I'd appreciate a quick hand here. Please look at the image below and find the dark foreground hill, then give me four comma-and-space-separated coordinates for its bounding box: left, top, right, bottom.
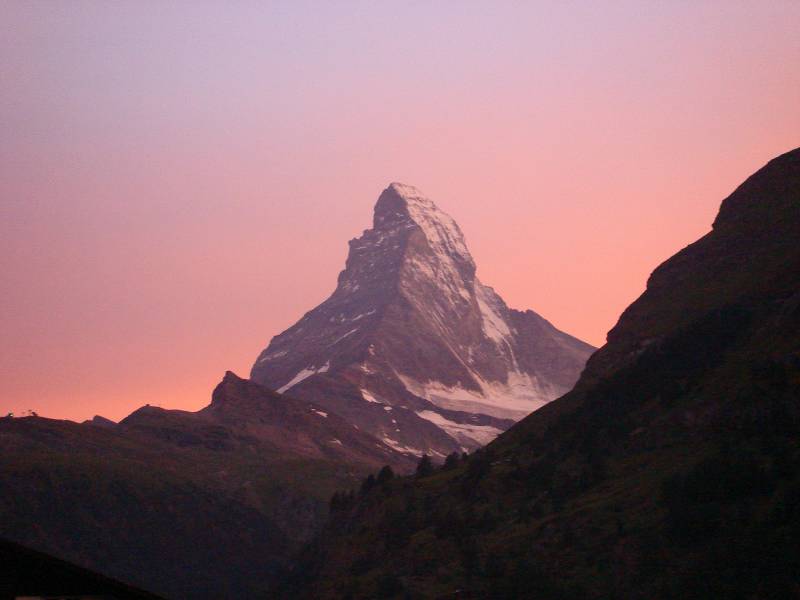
287, 148, 800, 599
0, 373, 414, 599
0, 537, 162, 599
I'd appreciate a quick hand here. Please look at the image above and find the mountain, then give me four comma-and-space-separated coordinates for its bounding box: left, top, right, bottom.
251, 183, 595, 456
288, 148, 800, 599
0, 373, 414, 599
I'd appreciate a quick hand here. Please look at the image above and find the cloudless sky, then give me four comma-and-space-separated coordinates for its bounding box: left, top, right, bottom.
2, 2, 798, 421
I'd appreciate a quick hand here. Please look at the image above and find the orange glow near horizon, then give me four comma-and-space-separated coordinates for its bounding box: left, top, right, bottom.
1, 3, 798, 421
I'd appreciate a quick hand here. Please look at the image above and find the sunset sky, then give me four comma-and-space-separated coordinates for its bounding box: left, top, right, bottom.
2, 2, 798, 421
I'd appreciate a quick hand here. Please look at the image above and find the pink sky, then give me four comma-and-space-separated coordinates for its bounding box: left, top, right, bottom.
1, 2, 798, 421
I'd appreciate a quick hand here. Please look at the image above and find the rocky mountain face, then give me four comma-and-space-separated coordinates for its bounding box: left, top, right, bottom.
288, 149, 800, 599
0, 373, 414, 599
251, 183, 595, 456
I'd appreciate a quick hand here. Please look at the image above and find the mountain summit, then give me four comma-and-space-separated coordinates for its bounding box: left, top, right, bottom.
251, 183, 595, 455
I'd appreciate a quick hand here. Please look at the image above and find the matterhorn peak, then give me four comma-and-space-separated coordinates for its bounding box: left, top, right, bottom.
387, 181, 424, 198
251, 184, 595, 456
384, 182, 448, 223
373, 183, 473, 269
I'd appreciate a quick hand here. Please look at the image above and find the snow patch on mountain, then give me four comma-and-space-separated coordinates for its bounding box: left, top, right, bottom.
257, 350, 288, 364
360, 363, 375, 375
475, 283, 513, 345
397, 370, 553, 420
330, 328, 359, 346
416, 410, 504, 447
381, 435, 424, 456
350, 309, 376, 322
277, 361, 330, 394
361, 389, 382, 404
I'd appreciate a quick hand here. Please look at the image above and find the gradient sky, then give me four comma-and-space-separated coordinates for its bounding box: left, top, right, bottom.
2, 2, 798, 422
